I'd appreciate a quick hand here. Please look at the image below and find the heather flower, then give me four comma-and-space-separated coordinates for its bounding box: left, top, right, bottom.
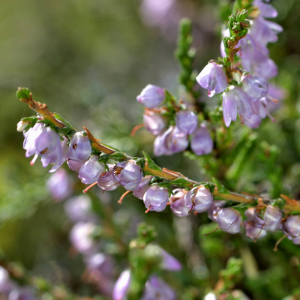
112, 270, 131, 300
216, 208, 242, 234
64, 195, 97, 223
114, 161, 143, 191
143, 184, 169, 212
176, 110, 198, 134
46, 168, 72, 201
143, 110, 166, 136
170, 189, 190, 217
208, 201, 226, 222
23, 123, 67, 172
86, 253, 114, 277
133, 176, 152, 200
164, 126, 189, 154
241, 74, 268, 100
79, 155, 105, 185
137, 84, 165, 108
67, 159, 84, 173
222, 86, 253, 127
254, 0, 278, 19
97, 164, 120, 191
243, 113, 262, 129
244, 208, 267, 240
184, 186, 213, 213
67, 132, 92, 162
153, 134, 173, 156
70, 222, 98, 255
261, 205, 282, 231
283, 216, 300, 245
196, 62, 228, 97
141, 276, 176, 300
191, 125, 213, 155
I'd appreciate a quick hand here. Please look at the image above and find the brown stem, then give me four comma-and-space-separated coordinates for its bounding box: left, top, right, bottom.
19, 96, 300, 214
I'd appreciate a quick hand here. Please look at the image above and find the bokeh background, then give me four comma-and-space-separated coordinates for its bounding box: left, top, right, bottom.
1, 0, 300, 299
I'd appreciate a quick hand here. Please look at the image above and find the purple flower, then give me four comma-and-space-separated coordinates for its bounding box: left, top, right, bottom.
191, 125, 213, 155
176, 110, 198, 134
243, 114, 262, 129
133, 176, 152, 200
46, 168, 73, 202
86, 253, 114, 277
67, 132, 92, 162
143, 111, 166, 136
222, 86, 253, 127
112, 270, 131, 300
244, 208, 267, 240
216, 208, 242, 234
137, 84, 165, 108
70, 222, 97, 254
170, 189, 190, 217
283, 216, 300, 245
196, 62, 228, 97
143, 184, 169, 212
8, 288, 35, 300
97, 164, 120, 191
241, 74, 268, 100
23, 123, 67, 172
254, 0, 278, 19
185, 186, 213, 213
64, 195, 97, 223
0, 267, 15, 294
141, 276, 176, 300
261, 205, 282, 231
207, 201, 226, 222
154, 126, 188, 156
114, 161, 143, 191
67, 159, 84, 173
79, 155, 105, 185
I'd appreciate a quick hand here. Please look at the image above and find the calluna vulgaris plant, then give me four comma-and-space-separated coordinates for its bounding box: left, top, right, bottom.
2, 0, 300, 299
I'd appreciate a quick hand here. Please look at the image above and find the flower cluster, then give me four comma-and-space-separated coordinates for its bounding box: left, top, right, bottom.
137, 84, 213, 156
197, 0, 283, 128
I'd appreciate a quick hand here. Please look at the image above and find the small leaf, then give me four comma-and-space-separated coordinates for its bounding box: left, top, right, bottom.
143, 152, 161, 172
54, 112, 76, 130
109, 152, 128, 161
203, 182, 215, 194
16, 87, 31, 99
212, 177, 229, 194
170, 177, 193, 188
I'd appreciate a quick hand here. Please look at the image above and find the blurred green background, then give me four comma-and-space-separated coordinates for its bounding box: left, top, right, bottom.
0, 0, 300, 299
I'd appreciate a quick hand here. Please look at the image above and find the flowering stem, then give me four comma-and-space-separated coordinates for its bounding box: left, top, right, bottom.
18, 92, 300, 214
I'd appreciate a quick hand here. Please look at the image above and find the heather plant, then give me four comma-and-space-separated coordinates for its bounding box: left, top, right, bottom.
1, 0, 300, 299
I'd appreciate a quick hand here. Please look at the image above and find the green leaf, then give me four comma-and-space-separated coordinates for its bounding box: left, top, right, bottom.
16, 87, 31, 99
203, 182, 215, 194
170, 177, 193, 188
142, 152, 161, 172
212, 177, 229, 194
53, 112, 76, 130
109, 152, 128, 161
135, 158, 146, 170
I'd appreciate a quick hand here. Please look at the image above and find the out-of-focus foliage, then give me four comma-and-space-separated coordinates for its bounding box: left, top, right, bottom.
1, 0, 300, 299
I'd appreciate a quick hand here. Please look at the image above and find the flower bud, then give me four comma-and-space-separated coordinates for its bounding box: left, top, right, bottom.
70, 222, 97, 255
169, 189, 189, 217
46, 168, 72, 201
114, 161, 143, 191
112, 270, 131, 300
196, 62, 228, 97
79, 155, 105, 184
143, 184, 169, 212
143, 110, 166, 136
164, 126, 189, 154
67, 132, 92, 162
216, 208, 242, 234
185, 186, 213, 213
153, 134, 172, 156
207, 201, 226, 221
263, 205, 282, 231
137, 84, 165, 108
64, 195, 97, 223
241, 74, 268, 100
283, 216, 300, 244
97, 165, 120, 191
133, 176, 152, 200
17, 120, 30, 132
191, 125, 213, 155
142, 276, 176, 300
175, 110, 198, 134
